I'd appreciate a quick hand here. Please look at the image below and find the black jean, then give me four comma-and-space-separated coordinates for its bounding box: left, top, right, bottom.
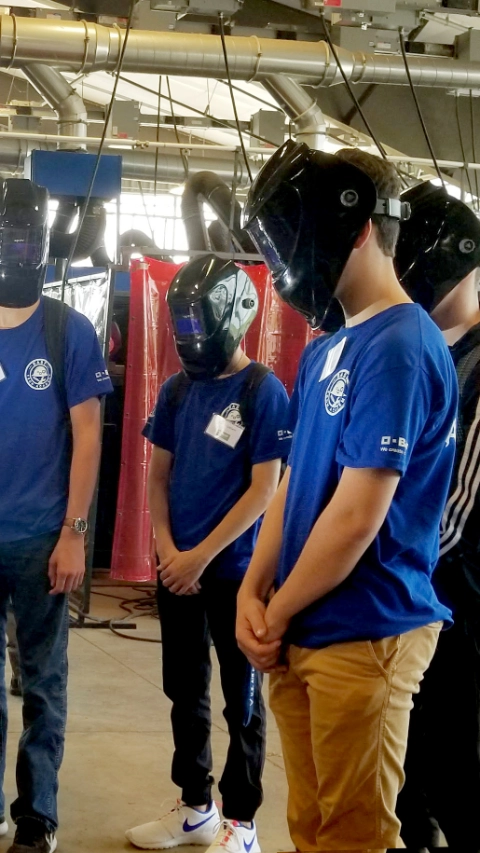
157, 568, 265, 823
397, 605, 480, 853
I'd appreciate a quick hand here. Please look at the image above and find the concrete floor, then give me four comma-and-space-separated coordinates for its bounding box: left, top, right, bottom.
2, 582, 292, 853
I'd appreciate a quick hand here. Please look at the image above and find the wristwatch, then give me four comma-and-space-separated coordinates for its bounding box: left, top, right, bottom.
63, 517, 88, 535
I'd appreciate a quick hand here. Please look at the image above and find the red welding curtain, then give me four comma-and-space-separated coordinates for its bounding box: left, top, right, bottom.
110, 258, 316, 582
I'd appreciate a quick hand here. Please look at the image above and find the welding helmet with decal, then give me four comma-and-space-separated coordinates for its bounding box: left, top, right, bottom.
244, 140, 410, 329
167, 254, 258, 380
396, 181, 480, 313
0, 179, 50, 309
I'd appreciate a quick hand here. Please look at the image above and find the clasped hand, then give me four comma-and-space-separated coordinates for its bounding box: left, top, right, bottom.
236, 593, 289, 673
159, 546, 210, 596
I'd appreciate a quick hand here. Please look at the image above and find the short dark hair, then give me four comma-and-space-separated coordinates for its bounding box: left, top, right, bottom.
336, 148, 402, 257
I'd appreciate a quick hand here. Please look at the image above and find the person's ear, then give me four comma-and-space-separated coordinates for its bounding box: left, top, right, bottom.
353, 219, 373, 250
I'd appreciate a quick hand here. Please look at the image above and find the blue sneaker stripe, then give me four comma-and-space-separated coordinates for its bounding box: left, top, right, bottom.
182, 815, 213, 833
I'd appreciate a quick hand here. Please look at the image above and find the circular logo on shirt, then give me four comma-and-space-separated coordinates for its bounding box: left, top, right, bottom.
325, 369, 350, 416
24, 359, 53, 391
221, 402, 244, 427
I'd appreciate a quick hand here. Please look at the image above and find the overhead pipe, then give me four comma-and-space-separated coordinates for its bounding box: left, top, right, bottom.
262, 75, 326, 149
0, 128, 267, 156
0, 138, 256, 185
22, 63, 88, 148
2, 16, 480, 89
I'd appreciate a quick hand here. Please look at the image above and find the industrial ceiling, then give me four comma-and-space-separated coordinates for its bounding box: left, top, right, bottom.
0, 0, 479, 193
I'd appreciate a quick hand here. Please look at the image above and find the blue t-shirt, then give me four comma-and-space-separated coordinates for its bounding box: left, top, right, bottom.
279, 304, 458, 648
145, 364, 292, 580
0, 298, 113, 542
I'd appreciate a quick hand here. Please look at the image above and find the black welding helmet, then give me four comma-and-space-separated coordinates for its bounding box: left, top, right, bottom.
0, 179, 50, 308
396, 181, 480, 312
167, 253, 258, 379
244, 140, 408, 328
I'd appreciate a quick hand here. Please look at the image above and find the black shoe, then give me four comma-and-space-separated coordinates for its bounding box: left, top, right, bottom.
10, 675, 22, 697
7, 821, 56, 853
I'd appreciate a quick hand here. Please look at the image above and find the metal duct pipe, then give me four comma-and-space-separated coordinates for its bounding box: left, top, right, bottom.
262, 75, 326, 149
2, 16, 480, 89
181, 171, 256, 252
22, 63, 87, 148
0, 138, 255, 185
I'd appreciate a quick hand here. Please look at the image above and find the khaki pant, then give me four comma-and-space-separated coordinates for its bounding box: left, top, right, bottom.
269, 623, 442, 851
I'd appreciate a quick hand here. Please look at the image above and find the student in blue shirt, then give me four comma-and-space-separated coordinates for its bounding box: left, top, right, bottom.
395, 183, 480, 852
126, 256, 291, 853
236, 143, 458, 851
0, 179, 112, 853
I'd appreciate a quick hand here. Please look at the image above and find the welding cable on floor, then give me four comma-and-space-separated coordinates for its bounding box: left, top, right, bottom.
398, 30, 444, 188
218, 13, 253, 183
69, 599, 162, 643
61, 0, 136, 297
92, 585, 158, 618
320, 16, 388, 162
108, 618, 162, 643
90, 584, 162, 642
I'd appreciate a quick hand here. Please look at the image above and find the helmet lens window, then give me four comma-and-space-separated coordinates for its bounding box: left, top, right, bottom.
0, 227, 44, 265
248, 186, 301, 276
171, 303, 206, 338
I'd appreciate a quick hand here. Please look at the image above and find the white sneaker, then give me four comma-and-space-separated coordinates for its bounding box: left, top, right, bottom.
126, 800, 221, 849
204, 820, 260, 853
0, 818, 7, 837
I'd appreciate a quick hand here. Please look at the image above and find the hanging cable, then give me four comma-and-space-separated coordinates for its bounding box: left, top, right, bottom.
320, 16, 387, 161
470, 91, 480, 212
137, 181, 154, 239
398, 30, 444, 188
455, 93, 475, 204
117, 74, 280, 148
61, 0, 136, 297
166, 76, 189, 180
215, 78, 285, 113
218, 13, 253, 183
154, 75, 161, 199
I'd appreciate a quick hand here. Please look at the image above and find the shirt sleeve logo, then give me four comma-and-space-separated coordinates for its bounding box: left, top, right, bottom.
24, 359, 53, 391
95, 369, 111, 383
325, 369, 350, 416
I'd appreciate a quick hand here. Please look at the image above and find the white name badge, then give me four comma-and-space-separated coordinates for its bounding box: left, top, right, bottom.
0, 363, 6, 382
320, 336, 347, 382
205, 413, 245, 449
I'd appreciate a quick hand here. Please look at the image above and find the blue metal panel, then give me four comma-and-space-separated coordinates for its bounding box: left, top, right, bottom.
25, 150, 122, 200
114, 271, 130, 292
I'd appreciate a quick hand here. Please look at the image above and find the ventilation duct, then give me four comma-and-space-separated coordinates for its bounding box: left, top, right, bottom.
49, 199, 109, 265
262, 75, 326, 149
2, 17, 480, 90
208, 220, 230, 253
119, 230, 173, 263
181, 171, 256, 254
22, 63, 87, 148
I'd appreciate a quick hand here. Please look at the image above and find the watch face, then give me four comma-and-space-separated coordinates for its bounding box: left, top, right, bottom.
74, 518, 88, 534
